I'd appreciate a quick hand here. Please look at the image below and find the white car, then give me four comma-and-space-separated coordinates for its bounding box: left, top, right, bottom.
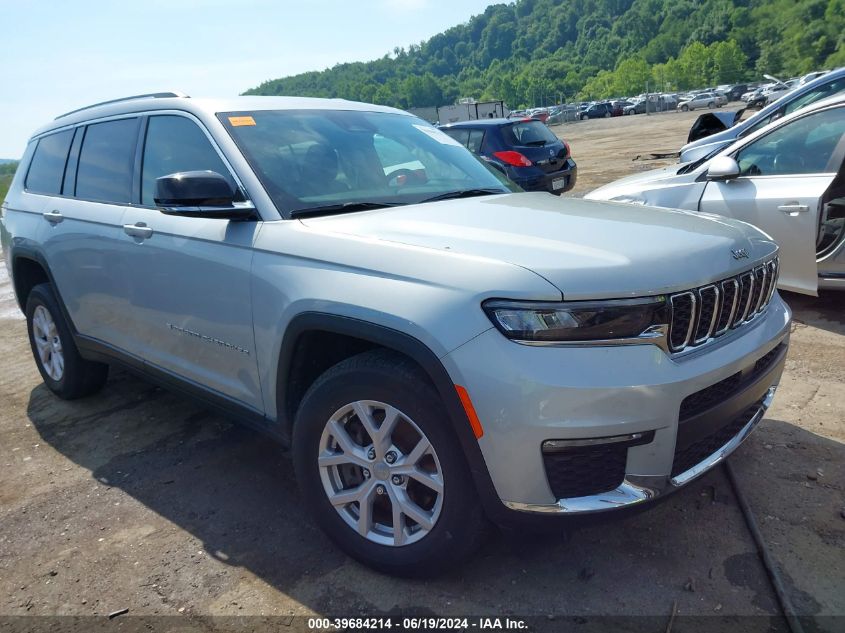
677, 92, 722, 111
587, 95, 845, 296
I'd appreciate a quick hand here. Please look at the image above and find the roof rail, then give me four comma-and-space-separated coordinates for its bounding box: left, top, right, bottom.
54, 91, 190, 120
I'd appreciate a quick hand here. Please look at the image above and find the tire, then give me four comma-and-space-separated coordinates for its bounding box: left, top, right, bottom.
292, 349, 487, 577
580, 114, 587, 120
26, 283, 108, 399
604, 111, 611, 118
681, 104, 689, 112
707, 102, 715, 109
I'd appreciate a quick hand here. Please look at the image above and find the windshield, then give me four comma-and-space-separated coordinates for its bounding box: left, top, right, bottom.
218, 109, 515, 216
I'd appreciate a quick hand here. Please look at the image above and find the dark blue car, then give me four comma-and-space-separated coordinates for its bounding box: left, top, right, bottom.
439, 118, 577, 194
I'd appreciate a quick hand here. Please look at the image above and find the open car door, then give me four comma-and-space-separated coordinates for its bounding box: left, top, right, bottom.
699, 104, 845, 296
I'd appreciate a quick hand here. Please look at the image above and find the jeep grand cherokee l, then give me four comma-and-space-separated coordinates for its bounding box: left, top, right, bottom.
1, 93, 790, 576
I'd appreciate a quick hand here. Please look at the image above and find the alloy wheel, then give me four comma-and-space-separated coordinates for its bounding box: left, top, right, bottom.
32, 305, 64, 381
318, 400, 444, 546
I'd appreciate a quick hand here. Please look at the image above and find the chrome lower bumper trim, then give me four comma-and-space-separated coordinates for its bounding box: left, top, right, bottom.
503, 385, 777, 515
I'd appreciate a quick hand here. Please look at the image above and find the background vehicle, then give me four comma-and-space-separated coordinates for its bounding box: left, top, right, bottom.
678, 92, 720, 111
799, 70, 828, 85
440, 118, 577, 194
580, 102, 613, 119
588, 95, 845, 296
726, 84, 750, 101
624, 99, 646, 115
436, 100, 509, 124
609, 101, 628, 116
681, 67, 845, 162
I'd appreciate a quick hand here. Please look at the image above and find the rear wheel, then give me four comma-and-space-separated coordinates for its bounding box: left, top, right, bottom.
604, 111, 611, 118
26, 283, 108, 399
292, 350, 487, 576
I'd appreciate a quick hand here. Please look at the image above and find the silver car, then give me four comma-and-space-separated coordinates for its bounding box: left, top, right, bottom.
587, 95, 845, 296
677, 92, 722, 111
2, 93, 790, 575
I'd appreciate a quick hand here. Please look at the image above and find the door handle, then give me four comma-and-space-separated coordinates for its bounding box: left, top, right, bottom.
123, 222, 154, 239
42, 210, 64, 224
777, 203, 809, 215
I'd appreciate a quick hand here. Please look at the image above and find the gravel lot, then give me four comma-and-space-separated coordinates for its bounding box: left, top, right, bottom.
0, 110, 843, 632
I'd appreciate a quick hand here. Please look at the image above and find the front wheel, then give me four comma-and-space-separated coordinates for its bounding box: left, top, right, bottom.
580, 114, 587, 120
681, 104, 689, 112
707, 102, 715, 109
292, 350, 487, 576
604, 111, 611, 118
26, 283, 108, 399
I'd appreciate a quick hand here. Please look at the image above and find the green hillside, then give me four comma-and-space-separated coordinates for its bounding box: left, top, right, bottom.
245, 0, 845, 108
0, 162, 18, 201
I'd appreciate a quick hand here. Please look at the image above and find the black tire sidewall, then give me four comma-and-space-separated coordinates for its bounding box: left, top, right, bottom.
292, 355, 483, 576
26, 284, 72, 394
25, 283, 107, 399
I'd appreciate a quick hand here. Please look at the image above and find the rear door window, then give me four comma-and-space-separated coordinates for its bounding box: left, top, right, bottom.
25, 130, 74, 195
76, 118, 139, 204
141, 115, 234, 206
441, 128, 470, 148
467, 130, 485, 154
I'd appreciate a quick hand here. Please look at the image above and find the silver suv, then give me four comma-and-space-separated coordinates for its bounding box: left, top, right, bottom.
1, 93, 791, 576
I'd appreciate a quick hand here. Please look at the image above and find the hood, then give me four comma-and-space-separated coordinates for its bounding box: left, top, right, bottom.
299, 193, 776, 300
687, 110, 745, 143
586, 164, 686, 191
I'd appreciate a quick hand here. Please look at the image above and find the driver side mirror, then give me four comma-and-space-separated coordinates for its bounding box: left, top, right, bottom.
155, 171, 256, 220
706, 156, 741, 181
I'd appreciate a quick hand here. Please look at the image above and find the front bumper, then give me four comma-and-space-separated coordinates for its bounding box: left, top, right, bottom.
442, 294, 791, 515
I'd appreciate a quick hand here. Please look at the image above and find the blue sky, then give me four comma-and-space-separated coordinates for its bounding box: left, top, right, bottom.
0, 0, 494, 157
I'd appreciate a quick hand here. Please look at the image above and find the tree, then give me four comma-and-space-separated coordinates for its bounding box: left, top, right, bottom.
712, 40, 748, 83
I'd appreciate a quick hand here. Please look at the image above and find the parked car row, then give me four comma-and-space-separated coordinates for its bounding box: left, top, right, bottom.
681, 67, 845, 162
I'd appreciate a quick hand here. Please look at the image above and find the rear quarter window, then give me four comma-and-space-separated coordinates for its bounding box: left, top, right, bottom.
25, 130, 74, 195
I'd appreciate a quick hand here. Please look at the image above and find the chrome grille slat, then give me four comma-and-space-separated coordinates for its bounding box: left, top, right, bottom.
752, 266, 767, 314
693, 285, 719, 344
669, 292, 696, 351
715, 279, 739, 335
668, 257, 778, 355
736, 272, 755, 326
766, 259, 778, 303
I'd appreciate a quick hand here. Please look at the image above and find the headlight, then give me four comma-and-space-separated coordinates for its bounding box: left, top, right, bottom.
483, 297, 669, 342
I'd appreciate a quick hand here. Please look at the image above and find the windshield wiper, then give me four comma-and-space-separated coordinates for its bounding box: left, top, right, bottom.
419, 188, 506, 204
290, 201, 401, 218
524, 140, 548, 146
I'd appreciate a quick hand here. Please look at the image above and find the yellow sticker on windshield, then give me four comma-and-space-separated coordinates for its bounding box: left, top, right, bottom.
228, 116, 256, 127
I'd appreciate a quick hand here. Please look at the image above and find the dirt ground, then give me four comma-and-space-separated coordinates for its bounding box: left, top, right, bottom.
1, 111, 843, 633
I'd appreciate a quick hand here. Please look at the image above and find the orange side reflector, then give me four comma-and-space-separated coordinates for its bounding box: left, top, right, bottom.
455, 385, 484, 439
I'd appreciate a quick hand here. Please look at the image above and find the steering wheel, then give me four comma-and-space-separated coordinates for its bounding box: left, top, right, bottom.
387, 168, 424, 188
773, 152, 805, 174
